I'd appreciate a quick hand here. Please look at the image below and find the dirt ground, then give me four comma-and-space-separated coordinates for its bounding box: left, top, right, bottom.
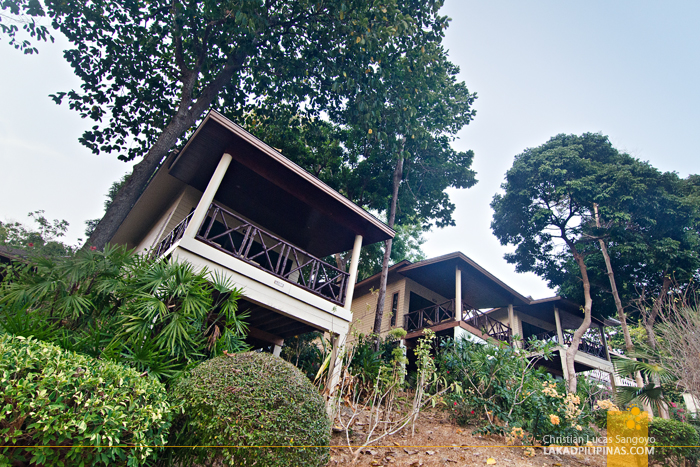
328, 408, 607, 467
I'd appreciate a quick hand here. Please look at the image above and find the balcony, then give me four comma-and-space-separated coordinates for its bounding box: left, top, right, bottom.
524, 331, 607, 360
562, 332, 607, 360
403, 299, 512, 343
462, 306, 512, 344
153, 202, 349, 306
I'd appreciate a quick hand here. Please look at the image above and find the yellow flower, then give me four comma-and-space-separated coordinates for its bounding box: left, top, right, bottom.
549, 414, 560, 425
575, 425, 582, 431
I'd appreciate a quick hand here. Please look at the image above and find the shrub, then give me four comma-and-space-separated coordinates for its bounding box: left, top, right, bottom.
648, 418, 700, 466
441, 338, 595, 445
0, 334, 172, 466
170, 352, 330, 467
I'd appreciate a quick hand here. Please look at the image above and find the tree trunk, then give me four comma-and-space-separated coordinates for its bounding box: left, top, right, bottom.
85, 47, 250, 250
84, 116, 194, 250
593, 205, 650, 412
645, 275, 672, 419
372, 146, 405, 345
565, 248, 593, 394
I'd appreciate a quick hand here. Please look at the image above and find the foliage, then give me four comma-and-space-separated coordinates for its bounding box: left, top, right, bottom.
0, 334, 172, 466
0, 210, 75, 257
440, 338, 595, 445
169, 352, 330, 467
280, 331, 330, 382
613, 351, 675, 415
0, 245, 248, 382
348, 330, 405, 394
0, 0, 53, 54
648, 418, 700, 466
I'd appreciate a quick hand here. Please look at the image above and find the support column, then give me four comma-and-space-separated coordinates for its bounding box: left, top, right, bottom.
455, 266, 462, 320
554, 306, 564, 346
599, 324, 611, 361
508, 304, 518, 346
272, 344, 282, 357
183, 152, 233, 238
343, 234, 364, 311
327, 234, 362, 415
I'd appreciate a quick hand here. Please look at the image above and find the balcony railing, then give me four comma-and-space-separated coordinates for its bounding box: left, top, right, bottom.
562, 332, 608, 360
403, 300, 512, 344
200, 203, 350, 305
151, 211, 194, 258
403, 299, 455, 332
462, 306, 512, 344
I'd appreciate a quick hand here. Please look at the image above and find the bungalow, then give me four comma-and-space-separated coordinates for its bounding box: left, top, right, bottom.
109, 110, 394, 390
350, 252, 619, 384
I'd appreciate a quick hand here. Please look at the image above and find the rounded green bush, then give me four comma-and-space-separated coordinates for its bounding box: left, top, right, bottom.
0, 334, 172, 466
171, 351, 330, 467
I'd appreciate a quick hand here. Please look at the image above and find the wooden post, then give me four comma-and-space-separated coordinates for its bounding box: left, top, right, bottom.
184, 152, 232, 238
554, 306, 564, 346
455, 266, 462, 320
343, 234, 363, 311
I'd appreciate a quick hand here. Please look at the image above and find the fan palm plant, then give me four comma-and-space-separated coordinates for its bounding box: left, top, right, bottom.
0, 245, 249, 382
613, 351, 675, 418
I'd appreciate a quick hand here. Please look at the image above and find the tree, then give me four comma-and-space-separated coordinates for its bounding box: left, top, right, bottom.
3, 0, 428, 250
491, 133, 633, 393
324, 3, 477, 338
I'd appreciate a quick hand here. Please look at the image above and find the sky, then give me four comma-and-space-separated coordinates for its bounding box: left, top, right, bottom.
1, 1, 699, 300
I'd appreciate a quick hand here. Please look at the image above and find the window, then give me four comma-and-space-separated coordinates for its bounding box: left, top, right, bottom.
390, 292, 399, 327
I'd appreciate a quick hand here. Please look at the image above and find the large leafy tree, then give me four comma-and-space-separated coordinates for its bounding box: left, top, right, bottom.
326, 3, 477, 336
2, 0, 424, 250
491, 133, 634, 393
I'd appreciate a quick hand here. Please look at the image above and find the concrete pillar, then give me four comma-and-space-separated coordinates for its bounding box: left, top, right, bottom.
272, 344, 282, 357
455, 266, 462, 320
554, 306, 564, 346
508, 304, 518, 346
599, 324, 611, 361
184, 152, 233, 238
343, 234, 363, 311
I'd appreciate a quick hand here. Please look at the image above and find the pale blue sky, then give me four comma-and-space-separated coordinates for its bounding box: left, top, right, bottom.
1, 1, 698, 299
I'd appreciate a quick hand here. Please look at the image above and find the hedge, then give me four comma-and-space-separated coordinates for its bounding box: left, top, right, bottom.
0, 334, 172, 466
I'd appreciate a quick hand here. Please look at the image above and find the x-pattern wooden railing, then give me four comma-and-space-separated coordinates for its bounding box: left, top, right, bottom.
562, 332, 607, 360
196, 203, 349, 305
461, 304, 512, 344
151, 211, 194, 258
403, 299, 455, 332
